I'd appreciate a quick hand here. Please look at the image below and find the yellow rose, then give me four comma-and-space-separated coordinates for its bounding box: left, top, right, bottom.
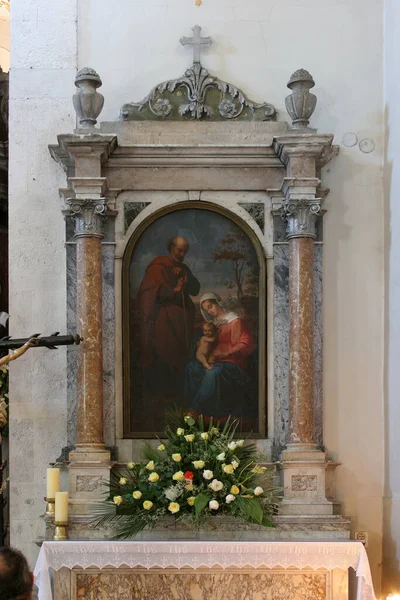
119, 477, 128, 485
192, 460, 205, 469
172, 453, 182, 462
127, 461, 136, 469
148, 472, 160, 483
176, 428, 185, 436
223, 464, 234, 474
143, 500, 153, 510
187, 497, 195, 506
200, 432, 209, 440
230, 485, 240, 495
157, 444, 166, 451
185, 483, 194, 491
132, 491, 142, 499
146, 461, 155, 471
172, 471, 184, 481
184, 434, 195, 442
168, 502, 180, 514
113, 496, 123, 505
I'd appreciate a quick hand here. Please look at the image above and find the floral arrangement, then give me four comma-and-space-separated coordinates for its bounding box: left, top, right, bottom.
97, 412, 279, 539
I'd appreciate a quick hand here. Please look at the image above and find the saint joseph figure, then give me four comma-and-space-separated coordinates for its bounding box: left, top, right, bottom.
137, 236, 200, 399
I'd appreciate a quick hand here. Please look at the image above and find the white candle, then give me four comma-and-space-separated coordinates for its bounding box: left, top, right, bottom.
46, 468, 60, 499
55, 491, 68, 523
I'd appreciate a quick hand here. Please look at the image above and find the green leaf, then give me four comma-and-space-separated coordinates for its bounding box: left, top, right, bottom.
261, 515, 275, 528
239, 497, 263, 524
194, 493, 210, 519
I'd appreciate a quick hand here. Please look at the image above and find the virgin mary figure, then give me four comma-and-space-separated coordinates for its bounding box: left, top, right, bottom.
184, 293, 256, 419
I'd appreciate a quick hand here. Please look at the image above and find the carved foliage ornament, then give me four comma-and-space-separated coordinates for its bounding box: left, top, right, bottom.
121, 26, 276, 122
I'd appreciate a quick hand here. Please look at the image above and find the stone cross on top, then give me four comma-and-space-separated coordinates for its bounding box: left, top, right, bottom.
180, 25, 213, 64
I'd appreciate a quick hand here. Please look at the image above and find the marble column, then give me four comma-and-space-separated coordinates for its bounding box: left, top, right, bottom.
49, 128, 117, 529
286, 207, 319, 451
70, 198, 106, 452
272, 135, 337, 516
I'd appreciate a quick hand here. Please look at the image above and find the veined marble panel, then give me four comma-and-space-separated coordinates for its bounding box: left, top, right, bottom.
73, 568, 328, 600
314, 245, 323, 449
273, 244, 289, 456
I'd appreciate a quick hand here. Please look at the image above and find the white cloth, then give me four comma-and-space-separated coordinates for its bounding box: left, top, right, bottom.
33, 540, 376, 600
199, 292, 239, 325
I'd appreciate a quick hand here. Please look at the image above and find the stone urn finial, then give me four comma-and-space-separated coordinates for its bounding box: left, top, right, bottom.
73, 67, 104, 129
285, 68, 317, 129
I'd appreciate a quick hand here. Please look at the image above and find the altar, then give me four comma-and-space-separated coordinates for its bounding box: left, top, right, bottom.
34, 540, 375, 600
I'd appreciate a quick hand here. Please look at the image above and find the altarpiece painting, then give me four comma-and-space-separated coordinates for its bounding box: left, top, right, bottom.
123, 204, 266, 437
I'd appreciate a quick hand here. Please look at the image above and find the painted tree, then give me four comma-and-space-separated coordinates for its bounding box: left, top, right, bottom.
212, 228, 254, 300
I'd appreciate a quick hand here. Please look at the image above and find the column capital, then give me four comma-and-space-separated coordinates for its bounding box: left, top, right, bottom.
281, 198, 321, 239
67, 197, 107, 239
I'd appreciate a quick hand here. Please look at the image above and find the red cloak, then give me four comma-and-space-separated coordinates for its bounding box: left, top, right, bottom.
137, 256, 200, 373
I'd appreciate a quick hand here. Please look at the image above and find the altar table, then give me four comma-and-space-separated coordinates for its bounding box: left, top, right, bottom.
34, 540, 376, 600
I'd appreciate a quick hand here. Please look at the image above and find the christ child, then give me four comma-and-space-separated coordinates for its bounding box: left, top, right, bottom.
196, 322, 218, 370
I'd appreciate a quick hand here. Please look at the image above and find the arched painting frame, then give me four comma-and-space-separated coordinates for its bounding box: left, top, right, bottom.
122, 202, 266, 438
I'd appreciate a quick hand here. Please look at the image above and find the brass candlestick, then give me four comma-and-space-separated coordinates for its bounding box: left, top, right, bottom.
53, 521, 69, 541
44, 497, 55, 517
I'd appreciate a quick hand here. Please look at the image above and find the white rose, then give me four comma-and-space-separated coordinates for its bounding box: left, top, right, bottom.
225, 494, 236, 504
231, 460, 240, 470
227, 442, 237, 451
223, 464, 234, 474
176, 428, 185, 436
236, 439, 245, 447
203, 470, 213, 480
209, 500, 219, 511
200, 432, 209, 440
254, 486, 264, 496
184, 434, 195, 442
216, 452, 226, 461
208, 479, 223, 492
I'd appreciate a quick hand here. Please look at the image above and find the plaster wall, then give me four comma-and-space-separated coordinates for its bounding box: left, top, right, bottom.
383, 0, 400, 594
9, 0, 77, 565
79, 0, 385, 592
7, 0, 385, 594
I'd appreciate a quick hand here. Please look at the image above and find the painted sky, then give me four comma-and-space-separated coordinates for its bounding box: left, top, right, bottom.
129, 208, 258, 301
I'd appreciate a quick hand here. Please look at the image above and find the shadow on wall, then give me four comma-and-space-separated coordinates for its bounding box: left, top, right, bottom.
382, 102, 400, 596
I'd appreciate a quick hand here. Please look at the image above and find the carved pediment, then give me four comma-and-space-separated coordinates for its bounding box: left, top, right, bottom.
121, 26, 276, 122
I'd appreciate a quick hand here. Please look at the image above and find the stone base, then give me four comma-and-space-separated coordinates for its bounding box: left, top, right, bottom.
279, 498, 334, 516
49, 513, 350, 543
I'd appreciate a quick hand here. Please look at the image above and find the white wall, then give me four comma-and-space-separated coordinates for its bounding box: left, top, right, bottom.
78, 0, 385, 592
8, 0, 386, 592
9, 0, 76, 565
383, 0, 400, 594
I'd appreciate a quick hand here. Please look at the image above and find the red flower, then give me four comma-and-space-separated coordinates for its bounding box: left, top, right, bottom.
184, 471, 194, 480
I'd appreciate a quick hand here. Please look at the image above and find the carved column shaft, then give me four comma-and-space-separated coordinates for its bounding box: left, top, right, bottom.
283, 196, 320, 449
76, 235, 104, 447
288, 236, 315, 446
68, 195, 108, 455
